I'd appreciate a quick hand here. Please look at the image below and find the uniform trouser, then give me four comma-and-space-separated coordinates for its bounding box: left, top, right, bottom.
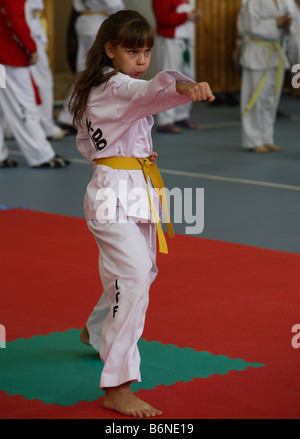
30, 43, 61, 138
0, 65, 54, 166
240, 67, 285, 149
86, 219, 158, 389
156, 36, 194, 126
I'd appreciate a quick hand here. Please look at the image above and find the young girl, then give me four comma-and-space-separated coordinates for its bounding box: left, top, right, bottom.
70, 10, 214, 418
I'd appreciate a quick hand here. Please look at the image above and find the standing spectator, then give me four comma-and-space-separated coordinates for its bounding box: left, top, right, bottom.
152, 0, 202, 133
240, 0, 293, 153
58, 0, 125, 130
71, 10, 214, 417
0, 0, 70, 168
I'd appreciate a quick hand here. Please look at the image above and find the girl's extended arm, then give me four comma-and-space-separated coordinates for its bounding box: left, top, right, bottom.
95, 71, 214, 125
176, 82, 215, 103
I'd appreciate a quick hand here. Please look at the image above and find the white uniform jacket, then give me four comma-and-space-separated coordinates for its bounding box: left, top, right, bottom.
73, 0, 125, 14
174, 2, 194, 40
76, 70, 193, 222
287, 2, 300, 65
73, 0, 125, 39
240, 0, 292, 70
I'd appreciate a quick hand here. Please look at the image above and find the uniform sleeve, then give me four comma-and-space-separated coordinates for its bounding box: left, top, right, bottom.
111, 70, 193, 124
242, 0, 279, 40
1, 0, 37, 55
152, 0, 188, 27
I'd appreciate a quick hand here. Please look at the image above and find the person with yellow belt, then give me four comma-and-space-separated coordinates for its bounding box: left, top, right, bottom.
69, 10, 215, 418
240, 0, 293, 153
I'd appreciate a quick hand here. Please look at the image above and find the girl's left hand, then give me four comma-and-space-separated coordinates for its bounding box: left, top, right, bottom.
148, 151, 158, 163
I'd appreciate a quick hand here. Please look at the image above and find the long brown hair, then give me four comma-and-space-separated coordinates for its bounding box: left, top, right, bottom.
69, 10, 155, 128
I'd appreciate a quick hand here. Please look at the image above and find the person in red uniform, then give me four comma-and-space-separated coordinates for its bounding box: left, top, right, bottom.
152, 0, 202, 133
0, 0, 70, 168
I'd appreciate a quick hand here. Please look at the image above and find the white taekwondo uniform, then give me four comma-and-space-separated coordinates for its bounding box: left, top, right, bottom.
26, 0, 63, 138
287, 1, 300, 67
73, 0, 125, 72
77, 69, 192, 389
0, 0, 55, 166
154, 1, 195, 126
240, 0, 293, 149
58, 0, 125, 127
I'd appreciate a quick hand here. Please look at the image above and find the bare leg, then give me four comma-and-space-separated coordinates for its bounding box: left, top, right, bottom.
102, 382, 163, 418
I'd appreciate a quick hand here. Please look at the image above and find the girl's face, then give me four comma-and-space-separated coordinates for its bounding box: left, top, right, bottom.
105, 44, 152, 79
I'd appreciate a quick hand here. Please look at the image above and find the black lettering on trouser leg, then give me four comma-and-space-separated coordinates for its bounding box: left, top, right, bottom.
113, 279, 120, 318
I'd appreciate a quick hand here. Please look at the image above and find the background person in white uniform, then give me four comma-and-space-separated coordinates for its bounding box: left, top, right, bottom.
240, 0, 293, 153
152, 0, 202, 133
287, 0, 300, 71
0, 0, 70, 168
26, 0, 69, 140
58, 0, 125, 129
233, 0, 248, 71
70, 10, 215, 417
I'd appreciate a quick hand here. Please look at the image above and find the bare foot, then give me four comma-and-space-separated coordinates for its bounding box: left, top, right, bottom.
102, 383, 163, 418
80, 326, 90, 346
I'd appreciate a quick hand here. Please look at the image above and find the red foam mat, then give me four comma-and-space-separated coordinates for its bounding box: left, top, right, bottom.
0, 209, 299, 419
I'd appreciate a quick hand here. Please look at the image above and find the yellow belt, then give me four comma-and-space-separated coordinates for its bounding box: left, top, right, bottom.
96, 157, 175, 254
80, 11, 109, 16
243, 37, 285, 116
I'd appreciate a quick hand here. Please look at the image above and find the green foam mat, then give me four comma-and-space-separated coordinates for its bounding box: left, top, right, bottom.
0, 329, 265, 406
